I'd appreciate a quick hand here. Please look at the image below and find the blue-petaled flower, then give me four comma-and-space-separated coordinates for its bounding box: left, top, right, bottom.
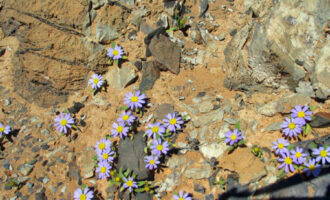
278, 151, 295, 173
291, 105, 313, 125
97, 148, 115, 163
123, 176, 138, 193
94, 138, 112, 154
123, 90, 146, 110
173, 191, 192, 200
111, 122, 129, 139
73, 187, 94, 200
88, 73, 105, 90
145, 122, 165, 139
0, 123, 11, 137
281, 117, 303, 138
312, 146, 330, 165
54, 113, 74, 134
107, 45, 124, 60
144, 155, 160, 170
96, 160, 111, 180
303, 158, 322, 177
163, 112, 184, 133
117, 111, 135, 125
151, 139, 170, 156
272, 138, 290, 156
290, 147, 307, 165
225, 129, 242, 146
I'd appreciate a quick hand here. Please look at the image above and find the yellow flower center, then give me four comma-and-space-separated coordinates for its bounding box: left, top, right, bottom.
278, 143, 284, 149
253, 147, 260, 153
179, 198, 184, 200
60, 119, 67, 126
320, 150, 327, 157
152, 126, 159, 133
126, 180, 133, 187
110, 170, 115, 176
150, 159, 155, 165
296, 152, 302, 158
144, 186, 150, 192
131, 96, 138, 102
99, 143, 105, 150
309, 164, 315, 171
103, 153, 109, 160
284, 157, 293, 165
156, 144, 163, 151
117, 126, 123, 133
231, 134, 237, 140
0, 127, 4, 132
170, 118, 177, 125
80, 194, 86, 200
123, 115, 129, 121
297, 111, 305, 118
100, 166, 106, 173
288, 122, 296, 130
113, 50, 119, 56
93, 78, 99, 84
115, 177, 121, 182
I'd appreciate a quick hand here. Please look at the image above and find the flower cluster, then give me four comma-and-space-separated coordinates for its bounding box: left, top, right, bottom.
0, 123, 11, 138
281, 105, 313, 139
54, 112, 74, 134
94, 138, 114, 180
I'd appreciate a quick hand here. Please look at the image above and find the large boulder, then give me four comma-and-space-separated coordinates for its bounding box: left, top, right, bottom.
225, 0, 330, 99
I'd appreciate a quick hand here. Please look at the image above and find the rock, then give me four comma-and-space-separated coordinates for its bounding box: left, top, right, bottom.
90, 94, 109, 107
164, 0, 181, 16
243, 0, 273, 18
80, 147, 96, 179
68, 102, 84, 114
34, 192, 47, 200
205, 194, 214, 200
135, 193, 153, 200
185, 165, 212, 180
295, 81, 315, 98
96, 24, 120, 44
140, 21, 154, 34
310, 112, 330, 128
312, 39, 330, 100
192, 109, 224, 127
155, 104, 174, 120
67, 162, 82, 185
218, 123, 231, 139
131, 9, 147, 27
270, 174, 309, 198
199, 101, 214, 113
118, 0, 135, 8
91, 0, 106, 9
217, 33, 226, 41
224, 0, 329, 93
148, 34, 181, 74
190, 26, 204, 45
194, 183, 206, 194
262, 122, 282, 132
0, 47, 5, 57
118, 131, 149, 180
105, 65, 137, 90
199, 0, 209, 17
310, 169, 330, 197
18, 164, 34, 176
220, 148, 266, 185
157, 14, 168, 29
200, 142, 227, 159
167, 156, 187, 170
157, 171, 180, 193
139, 61, 160, 92
128, 30, 137, 40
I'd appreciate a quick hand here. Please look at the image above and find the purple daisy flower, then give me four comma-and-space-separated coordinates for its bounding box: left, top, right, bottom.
272, 138, 290, 156
111, 122, 129, 139
54, 112, 74, 134
95, 138, 112, 154
225, 129, 242, 146
151, 139, 170, 156
107, 45, 124, 60
290, 147, 307, 165
173, 191, 192, 200
88, 73, 105, 90
145, 122, 166, 139
312, 146, 330, 165
117, 111, 135, 125
303, 158, 322, 177
73, 187, 94, 200
123, 90, 146, 110
291, 105, 313, 125
278, 151, 295, 173
281, 117, 303, 138
0, 123, 11, 137
97, 147, 115, 163
123, 176, 138, 193
96, 160, 111, 180
144, 155, 160, 170
163, 112, 184, 133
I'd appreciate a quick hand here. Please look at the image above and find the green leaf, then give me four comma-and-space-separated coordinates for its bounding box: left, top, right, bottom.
122, 55, 128, 60
304, 123, 311, 136
287, 144, 294, 151
238, 139, 245, 145
81, 184, 87, 189
124, 169, 130, 177
114, 59, 119, 65
309, 105, 315, 111
135, 188, 145, 193
72, 124, 78, 130
89, 89, 94, 93
226, 146, 235, 152
310, 142, 318, 149
138, 181, 146, 186
144, 147, 148, 153
111, 41, 115, 49
106, 134, 110, 140
92, 155, 98, 161
298, 134, 304, 140
235, 122, 241, 131
107, 59, 112, 65
119, 106, 129, 111
120, 186, 124, 192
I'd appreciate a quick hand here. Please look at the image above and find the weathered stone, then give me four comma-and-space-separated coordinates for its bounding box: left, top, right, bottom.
131, 9, 147, 27
185, 165, 212, 180
157, 171, 181, 193
140, 21, 154, 34
192, 109, 224, 127
199, 0, 209, 17
96, 24, 119, 44
244, 0, 273, 18
296, 81, 315, 98
18, 164, 34, 176
67, 162, 82, 185
149, 34, 181, 74
80, 147, 96, 179
199, 101, 214, 113
270, 174, 309, 198
139, 61, 160, 92
105, 65, 137, 90
310, 112, 330, 128
200, 142, 227, 159
118, 131, 149, 180
155, 104, 174, 120
167, 156, 187, 169
262, 122, 282, 132
118, 0, 135, 8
